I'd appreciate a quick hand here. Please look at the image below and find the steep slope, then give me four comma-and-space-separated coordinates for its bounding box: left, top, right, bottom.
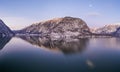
91, 24, 120, 34
18, 17, 91, 39
113, 27, 120, 37
0, 19, 13, 37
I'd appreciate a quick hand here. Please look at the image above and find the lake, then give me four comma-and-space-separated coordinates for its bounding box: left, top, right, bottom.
0, 36, 120, 72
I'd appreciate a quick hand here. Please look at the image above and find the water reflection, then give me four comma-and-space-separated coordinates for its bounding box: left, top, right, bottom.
0, 37, 120, 72
0, 37, 11, 50
89, 38, 120, 49
18, 36, 89, 54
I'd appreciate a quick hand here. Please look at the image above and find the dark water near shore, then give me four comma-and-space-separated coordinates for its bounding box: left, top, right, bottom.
0, 36, 120, 72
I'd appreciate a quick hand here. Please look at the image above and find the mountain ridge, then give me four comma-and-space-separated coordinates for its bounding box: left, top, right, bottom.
90, 24, 120, 36
1, 16, 120, 38
15, 16, 91, 39
0, 19, 14, 37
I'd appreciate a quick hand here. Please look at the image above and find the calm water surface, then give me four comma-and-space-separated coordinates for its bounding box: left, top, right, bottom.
0, 36, 120, 72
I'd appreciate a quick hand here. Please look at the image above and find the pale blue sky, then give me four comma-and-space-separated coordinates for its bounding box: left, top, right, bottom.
0, 0, 120, 30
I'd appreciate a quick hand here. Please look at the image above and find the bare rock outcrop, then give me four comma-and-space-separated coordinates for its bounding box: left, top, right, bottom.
18, 17, 91, 39
91, 24, 120, 34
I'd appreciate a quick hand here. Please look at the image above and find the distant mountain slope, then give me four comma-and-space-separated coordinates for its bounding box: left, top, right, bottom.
113, 27, 120, 37
91, 24, 120, 34
0, 19, 13, 37
17, 17, 91, 39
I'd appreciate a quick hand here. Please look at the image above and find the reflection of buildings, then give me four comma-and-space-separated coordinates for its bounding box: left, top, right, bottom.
0, 37, 11, 50
19, 36, 89, 54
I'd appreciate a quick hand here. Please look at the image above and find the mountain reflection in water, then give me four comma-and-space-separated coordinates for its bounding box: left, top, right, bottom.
19, 36, 88, 54
0, 36, 120, 72
0, 37, 11, 50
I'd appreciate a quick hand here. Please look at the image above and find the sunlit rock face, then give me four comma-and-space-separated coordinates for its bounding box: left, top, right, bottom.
91, 24, 120, 34
0, 19, 13, 37
19, 36, 88, 54
19, 17, 91, 39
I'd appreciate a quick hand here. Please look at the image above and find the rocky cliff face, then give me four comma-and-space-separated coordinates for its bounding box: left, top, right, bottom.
0, 19, 13, 37
91, 24, 120, 34
19, 17, 91, 39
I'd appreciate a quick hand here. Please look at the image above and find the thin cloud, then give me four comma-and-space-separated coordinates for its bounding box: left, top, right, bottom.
87, 12, 102, 17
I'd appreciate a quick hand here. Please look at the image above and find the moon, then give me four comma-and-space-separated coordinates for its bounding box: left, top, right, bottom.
89, 4, 93, 8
